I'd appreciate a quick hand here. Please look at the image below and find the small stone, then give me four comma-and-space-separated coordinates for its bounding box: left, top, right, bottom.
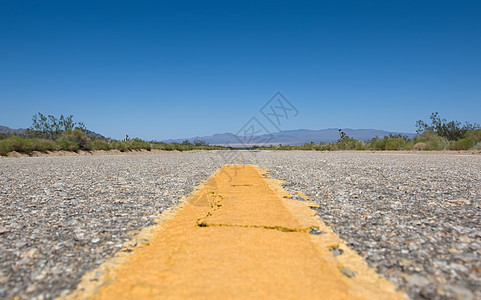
459, 236, 472, 243
20, 248, 39, 259
15, 241, 27, 248
0, 274, 9, 284
330, 247, 344, 256
449, 263, 468, 273
453, 252, 478, 263
447, 285, 473, 300
26, 283, 37, 293
308, 227, 326, 235
419, 286, 436, 298
340, 267, 357, 278
34, 270, 48, 281
407, 274, 430, 287
408, 243, 418, 251
75, 232, 86, 240
449, 247, 463, 254
398, 258, 413, 267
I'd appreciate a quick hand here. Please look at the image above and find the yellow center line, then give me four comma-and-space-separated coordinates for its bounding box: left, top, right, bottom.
63, 164, 407, 300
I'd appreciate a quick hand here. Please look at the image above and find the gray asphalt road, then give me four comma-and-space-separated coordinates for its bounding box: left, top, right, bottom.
1, 151, 480, 299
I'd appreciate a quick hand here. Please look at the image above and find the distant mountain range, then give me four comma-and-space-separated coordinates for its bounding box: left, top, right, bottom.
0, 125, 26, 136
2, 125, 415, 147
165, 128, 416, 147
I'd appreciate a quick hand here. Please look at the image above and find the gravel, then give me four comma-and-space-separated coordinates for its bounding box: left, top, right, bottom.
1, 151, 480, 299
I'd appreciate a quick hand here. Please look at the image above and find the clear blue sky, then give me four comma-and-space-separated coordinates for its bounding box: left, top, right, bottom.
1, 0, 480, 140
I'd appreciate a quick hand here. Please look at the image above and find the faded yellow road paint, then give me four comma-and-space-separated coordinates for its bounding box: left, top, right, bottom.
64, 165, 406, 300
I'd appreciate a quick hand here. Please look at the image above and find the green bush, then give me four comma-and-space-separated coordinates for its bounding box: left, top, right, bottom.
412, 131, 447, 150
369, 138, 408, 150
447, 138, 476, 150
110, 141, 128, 152
127, 138, 151, 151
0, 136, 65, 155
416, 112, 480, 141
89, 139, 111, 151
472, 142, 481, 150
57, 129, 90, 150
31, 139, 58, 152
0, 136, 32, 155
337, 138, 366, 150
319, 143, 336, 151
153, 142, 177, 151
464, 129, 481, 142
55, 140, 79, 151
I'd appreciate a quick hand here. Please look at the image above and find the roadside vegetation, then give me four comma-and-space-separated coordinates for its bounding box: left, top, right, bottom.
255, 113, 481, 151
1, 112, 480, 156
0, 113, 230, 156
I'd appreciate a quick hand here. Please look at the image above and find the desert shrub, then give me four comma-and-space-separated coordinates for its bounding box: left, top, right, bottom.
274, 143, 323, 151
0, 136, 32, 155
412, 131, 447, 150
153, 142, 173, 151
403, 140, 415, 150
318, 143, 332, 151
337, 138, 366, 150
447, 138, 476, 150
89, 139, 111, 151
165, 143, 193, 151
165, 143, 178, 151
193, 139, 208, 146
152, 143, 164, 150
110, 141, 128, 152
369, 138, 407, 150
412, 142, 427, 150
464, 129, 481, 142
0, 140, 9, 155
55, 140, 79, 151
370, 139, 386, 150
31, 139, 58, 152
0, 141, 8, 156
27, 113, 86, 140
416, 112, 479, 141
164, 143, 176, 151
0, 137, 58, 155
154, 142, 185, 151
321, 142, 340, 151
471, 142, 481, 150
127, 138, 151, 151
57, 129, 90, 150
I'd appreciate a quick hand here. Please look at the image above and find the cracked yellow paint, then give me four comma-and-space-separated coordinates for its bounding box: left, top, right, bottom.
63, 165, 407, 300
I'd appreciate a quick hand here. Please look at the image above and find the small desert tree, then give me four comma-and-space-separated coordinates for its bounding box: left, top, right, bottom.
416, 112, 479, 141
193, 139, 208, 146
27, 113, 86, 140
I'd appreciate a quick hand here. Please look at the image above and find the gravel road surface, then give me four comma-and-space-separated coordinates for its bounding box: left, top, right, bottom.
1, 151, 480, 299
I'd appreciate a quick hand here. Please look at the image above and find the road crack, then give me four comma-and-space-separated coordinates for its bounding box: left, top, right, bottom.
196, 222, 320, 233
